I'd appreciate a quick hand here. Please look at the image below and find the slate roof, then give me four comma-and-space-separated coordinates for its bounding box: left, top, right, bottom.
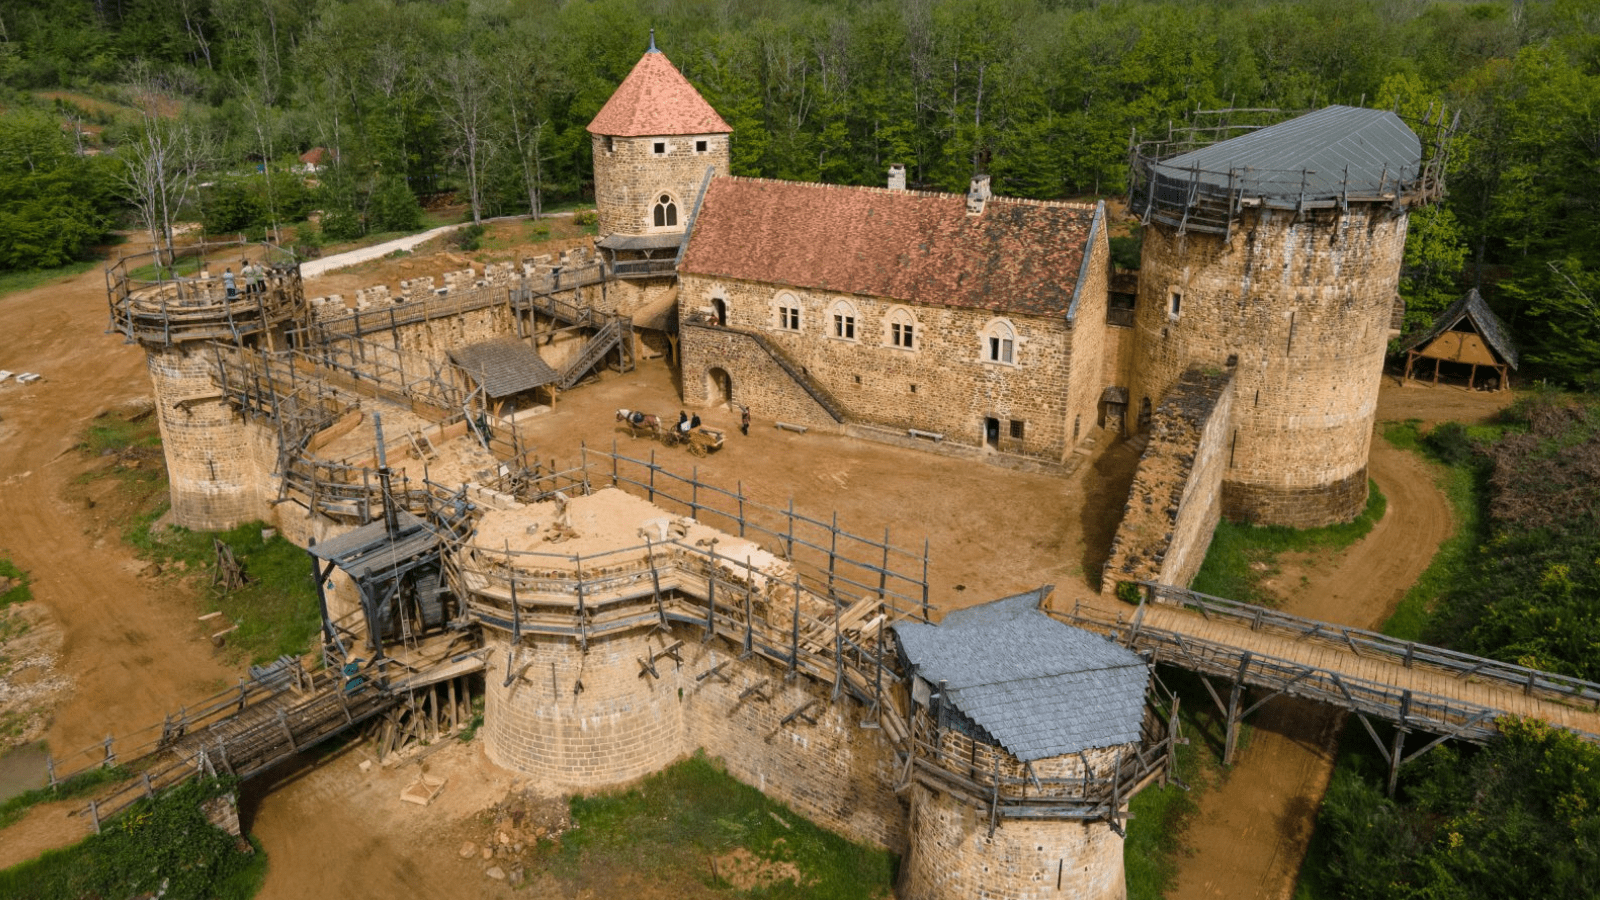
1154, 106, 1422, 202
1396, 288, 1519, 369
307, 511, 438, 582
893, 587, 1150, 762
448, 338, 559, 398
587, 49, 731, 137
679, 177, 1103, 320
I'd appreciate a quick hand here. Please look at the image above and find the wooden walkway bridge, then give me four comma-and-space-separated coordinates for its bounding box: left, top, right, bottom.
46, 634, 484, 832
1061, 585, 1600, 792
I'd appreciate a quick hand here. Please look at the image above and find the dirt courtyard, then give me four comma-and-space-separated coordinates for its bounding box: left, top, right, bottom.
0, 238, 1517, 897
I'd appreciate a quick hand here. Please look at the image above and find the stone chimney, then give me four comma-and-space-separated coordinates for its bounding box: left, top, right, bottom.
887, 164, 907, 191
966, 175, 992, 215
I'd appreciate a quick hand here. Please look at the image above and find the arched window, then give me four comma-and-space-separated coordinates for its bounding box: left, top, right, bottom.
774, 291, 801, 331
828, 299, 859, 341
652, 194, 679, 228
982, 319, 1016, 364
885, 307, 917, 350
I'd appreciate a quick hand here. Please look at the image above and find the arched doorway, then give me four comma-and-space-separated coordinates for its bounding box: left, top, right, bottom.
706, 368, 733, 407
711, 297, 727, 326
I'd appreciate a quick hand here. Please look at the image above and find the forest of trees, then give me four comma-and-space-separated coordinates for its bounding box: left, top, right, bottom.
0, 0, 1597, 382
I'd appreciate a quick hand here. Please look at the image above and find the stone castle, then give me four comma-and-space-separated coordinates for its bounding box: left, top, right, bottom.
103, 38, 1445, 900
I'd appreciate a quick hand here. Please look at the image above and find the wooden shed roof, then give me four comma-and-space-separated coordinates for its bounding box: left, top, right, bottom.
448, 338, 559, 398
1396, 289, 1519, 370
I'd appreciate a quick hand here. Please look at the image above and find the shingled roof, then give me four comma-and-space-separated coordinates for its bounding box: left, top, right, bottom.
679, 178, 1104, 320
587, 48, 731, 137
1396, 288, 1519, 369
448, 338, 559, 398
893, 587, 1149, 762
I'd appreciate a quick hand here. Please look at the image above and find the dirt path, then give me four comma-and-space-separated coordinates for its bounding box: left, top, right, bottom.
1168, 384, 1512, 900
0, 259, 237, 867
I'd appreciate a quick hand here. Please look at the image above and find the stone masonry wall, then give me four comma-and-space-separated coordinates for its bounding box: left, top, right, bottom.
592, 134, 728, 237
480, 618, 907, 849
900, 784, 1127, 900
1063, 222, 1112, 451
679, 274, 1083, 459
1129, 204, 1408, 526
679, 322, 841, 425
147, 344, 265, 530
1102, 367, 1235, 595
484, 628, 686, 791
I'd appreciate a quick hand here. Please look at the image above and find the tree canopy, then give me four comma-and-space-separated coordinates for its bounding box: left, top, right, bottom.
0, 0, 1597, 379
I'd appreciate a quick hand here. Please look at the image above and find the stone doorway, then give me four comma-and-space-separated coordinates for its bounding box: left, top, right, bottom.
711, 297, 727, 327
706, 367, 733, 407
983, 416, 1000, 450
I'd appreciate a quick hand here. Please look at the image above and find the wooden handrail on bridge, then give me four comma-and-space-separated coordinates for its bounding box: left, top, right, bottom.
1144, 584, 1600, 709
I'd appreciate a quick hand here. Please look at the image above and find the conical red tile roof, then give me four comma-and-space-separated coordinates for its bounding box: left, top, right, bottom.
587, 50, 731, 137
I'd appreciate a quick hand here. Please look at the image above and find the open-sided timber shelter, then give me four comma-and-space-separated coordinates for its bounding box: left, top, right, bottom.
1397, 288, 1518, 391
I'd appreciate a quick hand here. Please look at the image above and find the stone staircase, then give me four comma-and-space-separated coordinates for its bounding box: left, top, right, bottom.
736, 328, 848, 423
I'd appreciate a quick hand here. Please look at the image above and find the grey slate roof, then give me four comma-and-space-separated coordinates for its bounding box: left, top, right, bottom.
596, 232, 685, 252
893, 587, 1149, 762
308, 511, 439, 582
1155, 106, 1422, 203
448, 338, 559, 398
1395, 288, 1519, 369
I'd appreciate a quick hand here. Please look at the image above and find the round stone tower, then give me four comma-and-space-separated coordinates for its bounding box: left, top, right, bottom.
107, 242, 305, 530
587, 34, 731, 242
1127, 106, 1441, 527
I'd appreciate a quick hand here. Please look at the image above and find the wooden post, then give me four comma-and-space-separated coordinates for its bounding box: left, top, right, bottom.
789, 577, 801, 679
1387, 691, 1412, 797
786, 498, 796, 560
921, 538, 931, 620
705, 540, 718, 641
612, 440, 619, 487
737, 482, 746, 537
827, 512, 838, 597
692, 466, 700, 519
879, 528, 890, 600
1223, 653, 1251, 765
648, 449, 657, 502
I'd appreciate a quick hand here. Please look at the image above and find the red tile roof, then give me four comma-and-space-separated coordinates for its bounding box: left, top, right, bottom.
679, 178, 1102, 319
587, 50, 732, 137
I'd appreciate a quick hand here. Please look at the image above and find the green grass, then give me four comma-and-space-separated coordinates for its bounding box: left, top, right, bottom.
1373, 422, 1486, 641
73, 411, 320, 665
0, 765, 130, 830
539, 753, 896, 899
0, 260, 101, 298
0, 558, 31, 608
1125, 671, 1242, 899
1189, 480, 1387, 604
0, 777, 263, 900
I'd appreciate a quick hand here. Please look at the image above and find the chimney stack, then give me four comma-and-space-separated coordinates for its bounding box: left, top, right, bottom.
887, 164, 907, 191
966, 175, 992, 215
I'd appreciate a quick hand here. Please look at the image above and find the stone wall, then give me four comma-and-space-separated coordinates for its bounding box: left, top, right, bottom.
1102, 367, 1235, 595
678, 322, 841, 424
146, 344, 265, 530
591, 133, 728, 238
1128, 204, 1407, 526
483, 628, 686, 790
479, 619, 907, 849
678, 273, 1088, 460
1063, 217, 1112, 451
900, 785, 1127, 900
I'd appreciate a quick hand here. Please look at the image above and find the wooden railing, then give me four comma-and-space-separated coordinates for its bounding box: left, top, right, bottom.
1145, 585, 1600, 709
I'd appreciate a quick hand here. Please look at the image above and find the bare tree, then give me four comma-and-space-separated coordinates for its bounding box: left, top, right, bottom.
118, 68, 208, 265
434, 49, 497, 225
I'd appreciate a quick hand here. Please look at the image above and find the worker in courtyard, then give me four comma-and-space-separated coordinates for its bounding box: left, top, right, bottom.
740, 405, 750, 436
678, 410, 690, 433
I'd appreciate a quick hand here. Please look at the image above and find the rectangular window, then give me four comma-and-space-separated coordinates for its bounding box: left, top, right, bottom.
604, 136, 615, 154
695, 139, 708, 153
777, 306, 800, 331
892, 322, 914, 348
653, 141, 667, 154
1169, 290, 1182, 318
834, 313, 855, 340
989, 336, 1014, 363
1009, 420, 1025, 440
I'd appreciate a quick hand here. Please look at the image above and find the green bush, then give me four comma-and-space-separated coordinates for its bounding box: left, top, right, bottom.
1115, 580, 1143, 604
369, 175, 422, 233
450, 223, 485, 251
0, 557, 31, 608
